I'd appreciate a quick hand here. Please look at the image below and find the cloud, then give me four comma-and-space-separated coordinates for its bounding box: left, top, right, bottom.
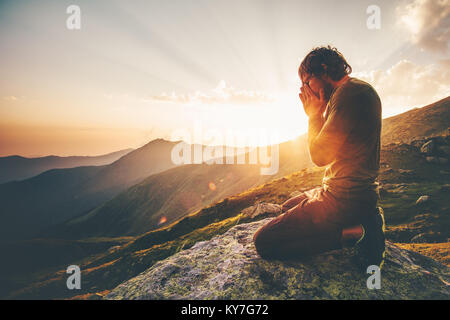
354, 59, 450, 112
3, 96, 18, 101
146, 80, 275, 105
397, 0, 450, 53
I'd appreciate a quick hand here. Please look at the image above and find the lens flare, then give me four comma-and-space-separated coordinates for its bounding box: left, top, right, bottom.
158, 216, 167, 225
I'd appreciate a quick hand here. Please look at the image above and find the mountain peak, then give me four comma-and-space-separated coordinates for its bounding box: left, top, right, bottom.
106, 214, 450, 300
150, 137, 170, 144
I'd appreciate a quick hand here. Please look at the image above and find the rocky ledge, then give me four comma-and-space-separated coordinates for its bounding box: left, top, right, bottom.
105, 216, 449, 300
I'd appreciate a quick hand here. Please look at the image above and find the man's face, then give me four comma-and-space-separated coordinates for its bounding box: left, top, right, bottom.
301, 73, 333, 101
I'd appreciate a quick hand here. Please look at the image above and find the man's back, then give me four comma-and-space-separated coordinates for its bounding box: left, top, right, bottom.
321, 77, 382, 200
254, 47, 385, 264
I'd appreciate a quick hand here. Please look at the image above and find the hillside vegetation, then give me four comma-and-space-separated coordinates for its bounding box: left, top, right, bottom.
381, 96, 450, 145
0, 139, 180, 241
7, 132, 450, 299
2, 97, 449, 299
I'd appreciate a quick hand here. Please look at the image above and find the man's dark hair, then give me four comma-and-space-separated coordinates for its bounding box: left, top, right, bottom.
299, 46, 352, 82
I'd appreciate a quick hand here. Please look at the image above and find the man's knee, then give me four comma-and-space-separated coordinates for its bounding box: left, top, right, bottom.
253, 224, 276, 259
253, 225, 267, 254
281, 193, 307, 212
253, 216, 291, 260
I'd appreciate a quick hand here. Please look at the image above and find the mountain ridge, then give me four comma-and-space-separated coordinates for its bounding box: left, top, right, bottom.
41, 96, 450, 241
0, 139, 180, 241
0, 148, 134, 184
6, 132, 449, 299
381, 96, 450, 145
2, 96, 449, 299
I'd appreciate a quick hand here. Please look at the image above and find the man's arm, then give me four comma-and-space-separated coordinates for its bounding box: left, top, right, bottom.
307, 114, 325, 165
300, 82, 355, 167
308, 97, 358, 167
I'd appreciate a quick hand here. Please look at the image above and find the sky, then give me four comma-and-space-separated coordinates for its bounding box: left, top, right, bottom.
0, 0, 449, 157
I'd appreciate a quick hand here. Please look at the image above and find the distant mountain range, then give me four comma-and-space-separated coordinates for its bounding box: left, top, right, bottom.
2, 97, 449, 242
42, 96, 450, 240
7, 131, 450, 299
0, 139, 181, 241
1, 96, 449, 299
37, 137, 312, 240
0, 149, 133, 184
41, 142, 306, 239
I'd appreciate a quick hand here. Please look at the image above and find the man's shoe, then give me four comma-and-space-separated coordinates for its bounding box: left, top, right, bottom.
341, 225, 364, 248
354, 207, 386, 271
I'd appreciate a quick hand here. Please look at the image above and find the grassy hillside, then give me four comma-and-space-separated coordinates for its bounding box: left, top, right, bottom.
48, 163, 267, 239
0, 166, 106, 241
46, 136, 312, 240
2, 166, 323, 299
38, 96, 450, 242
6, 133, 449, 299
3, 97, 449, 299
0, 236, 133, 298
0, 139, 180, 241
0, 136, 313, 298
3, 96, 446, 243
381, 96, 450, 145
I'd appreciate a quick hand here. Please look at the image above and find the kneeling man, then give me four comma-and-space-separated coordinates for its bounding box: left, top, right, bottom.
253, 46, 385, 268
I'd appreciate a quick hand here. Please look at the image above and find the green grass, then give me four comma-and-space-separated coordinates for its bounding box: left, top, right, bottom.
7, 138, 450, 299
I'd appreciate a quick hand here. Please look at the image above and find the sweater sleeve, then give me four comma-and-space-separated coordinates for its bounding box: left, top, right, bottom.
308, 91, 359, 167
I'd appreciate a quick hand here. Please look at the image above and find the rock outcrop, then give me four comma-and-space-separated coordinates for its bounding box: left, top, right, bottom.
106, 217, 450, 300
419, 135, 450, 164
241, 203, 282, 219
